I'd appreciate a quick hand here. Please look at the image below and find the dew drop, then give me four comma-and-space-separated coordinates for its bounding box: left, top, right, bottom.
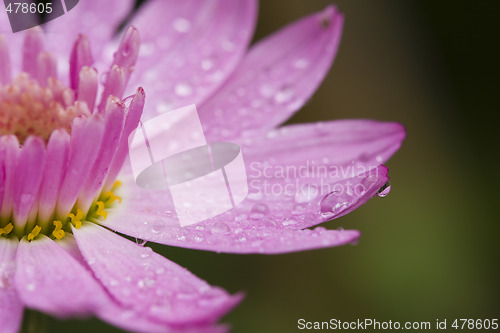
274, 87, 294, 104
377, 181, 391, 197
250, 203, 270, 219
211, 222, 230, 234
319, 191, 350, 219
172, 18, 191, 33
151, 220, 166, 234
201, 59, 214, 70
174, 83, 192, 97
293, 58, 309, 69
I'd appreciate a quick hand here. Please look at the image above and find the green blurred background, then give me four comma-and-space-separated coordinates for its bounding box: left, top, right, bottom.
39, 0, 499, 332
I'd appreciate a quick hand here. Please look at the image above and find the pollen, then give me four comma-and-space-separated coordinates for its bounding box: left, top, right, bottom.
0, 223, 14, 237
52, 220, 65, 240
95, 201, 107, 219
0, 73, 90, 143
68, 209, 84, 229
27, 225, 41, 242
103, 191, 122, 204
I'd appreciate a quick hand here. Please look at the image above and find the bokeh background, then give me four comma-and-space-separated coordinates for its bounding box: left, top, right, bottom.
30, 0, 499, 332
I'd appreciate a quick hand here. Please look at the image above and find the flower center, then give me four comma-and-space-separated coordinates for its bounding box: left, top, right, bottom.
0, 181, 123, 241
0, 73, 89, 144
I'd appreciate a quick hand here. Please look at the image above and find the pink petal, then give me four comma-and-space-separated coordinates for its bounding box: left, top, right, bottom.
69, 34, 94, 91
0, 35, 11, 84
101, 120, 404, 253
103, 87, 145, 191
0, 238, 23, 333
0, 136, 20, 222
37, 130, 70, 223
43, 0, 135, 75
56, 116, 104, 218
14, 235, 222, 333
77, 98, 125, 213
200, 6, 344, 141
12, 136, 45, 232
22, 28, 44, 79
97, 26, 140, 112
127, 0, 257, 120
14, 235, 110, 317
73, 222, 242, 325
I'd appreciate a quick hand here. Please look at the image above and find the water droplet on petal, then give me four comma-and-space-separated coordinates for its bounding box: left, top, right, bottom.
250, 203, 270, 219
172, 18, 191, 33
293, 58, 309, 69
319, 191, 350, 219
174, 83, 192, 97
274, 87, 294, 104
211, 222, 231, 234
377, 181, 391, 197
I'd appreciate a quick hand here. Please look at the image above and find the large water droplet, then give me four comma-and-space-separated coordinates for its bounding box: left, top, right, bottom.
377, 181, 391, 197
319, 191, 350, 219
250, 203, 270, 219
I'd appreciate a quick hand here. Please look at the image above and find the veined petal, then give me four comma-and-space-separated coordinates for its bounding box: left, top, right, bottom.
14, 235, 111, 317
73, 222, 242, 325
0, 237, 23, 333
200, 6, 344, 141
43, 0, 135, 78
12, 136, 45, 233
14, 235, 223, 333
101, 120, 404, 253
0, 136, 20, 223
0, 35, 11, 84
37, 130, 70, 223
77, 98, 125, 213
103, 87, 145, 191
128, 0, 257, 120
56, 116, 105, 218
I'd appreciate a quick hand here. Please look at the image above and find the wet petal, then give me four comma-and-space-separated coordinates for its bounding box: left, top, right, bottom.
128, 0, 257, 120
200, 6, 344, 141
101, 120, 404, 253
0, 136, 20, 223
14, 235, 109, 317
73, 222, 242, 325
43, 0, 135, 74
77, 98, 125, 213
55, 116, 104, 218
0, 237, 23, 333
12, 136, 45, 232
37, 130, 70, 223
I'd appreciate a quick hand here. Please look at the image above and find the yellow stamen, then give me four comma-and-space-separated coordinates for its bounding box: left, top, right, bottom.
52, 220, 65, 240
68, 209, 83, 229
104, 191, 122, 204
0, 223, 14, 236
27, 225, 41, 242
95, 201, 107, 219
112, 180, 122, 189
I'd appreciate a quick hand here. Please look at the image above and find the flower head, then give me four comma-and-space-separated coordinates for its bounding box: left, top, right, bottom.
0, 0, 405, 332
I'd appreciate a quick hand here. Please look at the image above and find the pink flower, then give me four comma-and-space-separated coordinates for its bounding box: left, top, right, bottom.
0, 1, 405, 332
